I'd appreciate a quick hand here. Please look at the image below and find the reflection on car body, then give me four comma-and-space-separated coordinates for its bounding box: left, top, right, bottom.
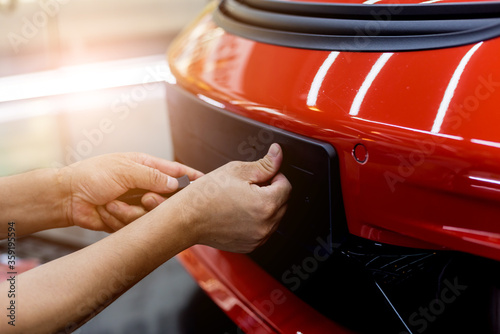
168, 0, 500, 332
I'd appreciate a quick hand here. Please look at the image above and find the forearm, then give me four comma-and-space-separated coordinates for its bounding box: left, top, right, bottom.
0, 169, 69, 238
0, 199, 192, 333
0, 145, 290, 333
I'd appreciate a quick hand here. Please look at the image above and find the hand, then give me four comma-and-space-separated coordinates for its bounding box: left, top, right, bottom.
60, 153, 203, 232
169, 143, 292, 253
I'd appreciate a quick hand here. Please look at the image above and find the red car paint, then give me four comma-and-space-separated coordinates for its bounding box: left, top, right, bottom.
179, 245, 354, 333
170, 1, 500, 332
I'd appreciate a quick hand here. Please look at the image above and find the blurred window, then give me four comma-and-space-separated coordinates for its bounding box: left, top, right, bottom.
0, 0, 206, 77
0, 0, 206, 175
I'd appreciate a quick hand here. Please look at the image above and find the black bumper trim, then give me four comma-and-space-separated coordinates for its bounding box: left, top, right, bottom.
166, 83, 348, 276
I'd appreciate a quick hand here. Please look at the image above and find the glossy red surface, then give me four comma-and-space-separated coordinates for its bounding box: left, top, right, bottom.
177, 246, 353, 333
169, 6, 500, 261
168, 2, 500, 332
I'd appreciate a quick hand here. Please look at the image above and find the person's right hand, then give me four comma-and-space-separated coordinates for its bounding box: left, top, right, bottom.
169, 143, 292, 253
106, 143, 292, 253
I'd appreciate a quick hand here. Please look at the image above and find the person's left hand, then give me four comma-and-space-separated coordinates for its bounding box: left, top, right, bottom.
60, 153, 203, 232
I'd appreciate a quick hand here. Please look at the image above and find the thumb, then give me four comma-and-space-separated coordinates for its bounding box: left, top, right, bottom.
130, 164, 179, 193
246, 143, 283, 184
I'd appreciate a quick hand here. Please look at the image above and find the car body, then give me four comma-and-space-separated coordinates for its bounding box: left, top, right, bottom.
166, 0, 500, 332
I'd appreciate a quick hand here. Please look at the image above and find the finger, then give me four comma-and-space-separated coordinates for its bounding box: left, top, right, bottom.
242, 143, 283, 184
96, 205, 127, 232
105, 200, 147, 224
158, 161, 205, 180
128, 164, 179, 193
141, 192, 167, 211
270, 171, 290, 187
258, 172, 292, 208
132, 154, 204, 180
256, 204, 288, 248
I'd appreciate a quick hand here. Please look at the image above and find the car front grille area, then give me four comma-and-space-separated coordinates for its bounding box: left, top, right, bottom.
214, 0, 500, 52
167, 85, 500, 333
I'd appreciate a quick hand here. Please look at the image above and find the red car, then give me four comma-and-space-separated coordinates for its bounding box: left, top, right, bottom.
166, 0, 500, 332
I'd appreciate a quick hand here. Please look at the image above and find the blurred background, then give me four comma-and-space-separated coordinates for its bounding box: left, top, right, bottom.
0, 0, 241, 332
0, 0, 207, 244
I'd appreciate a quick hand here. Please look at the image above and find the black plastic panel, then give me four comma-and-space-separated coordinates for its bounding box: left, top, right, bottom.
214, 0, 500, 51
166, 84, 347, 276
166, 85, 500, 333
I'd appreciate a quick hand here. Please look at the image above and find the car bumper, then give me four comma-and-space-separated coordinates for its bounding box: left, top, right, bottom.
177, 246, 352, 333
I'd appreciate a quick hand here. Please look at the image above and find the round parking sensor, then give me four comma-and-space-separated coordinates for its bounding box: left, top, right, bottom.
353, 143, 368, 164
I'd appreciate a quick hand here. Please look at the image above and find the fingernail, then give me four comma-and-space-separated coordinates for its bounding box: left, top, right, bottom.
166, 176, 177, 190
268, 143, 279, 157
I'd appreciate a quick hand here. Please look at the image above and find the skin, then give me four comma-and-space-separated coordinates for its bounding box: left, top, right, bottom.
0, 143, 291, 333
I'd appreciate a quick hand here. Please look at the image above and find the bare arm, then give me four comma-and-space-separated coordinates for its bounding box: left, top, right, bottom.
4, 205, 190, 333
0, 168, 68, 238
0, 144, 291, 333
0, 152, 203, 238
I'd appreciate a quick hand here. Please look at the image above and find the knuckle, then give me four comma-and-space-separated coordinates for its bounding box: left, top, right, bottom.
168, 161, 183, 175
137, 153, 151, 165
260, 199, 278, 219
262, 223, 274, 238
123, 210, 140, 223
99, 208, 111, 222
258, 156, 274, 173
227, 161, 244, 173
148, 168, 163, 185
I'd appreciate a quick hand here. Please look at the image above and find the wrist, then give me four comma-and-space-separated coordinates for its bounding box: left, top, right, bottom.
160, 192, 200, 248
31, 168, 71, 229
55, 166, 74, 228
0, 168, 71, 237
120, 199, 196, 266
